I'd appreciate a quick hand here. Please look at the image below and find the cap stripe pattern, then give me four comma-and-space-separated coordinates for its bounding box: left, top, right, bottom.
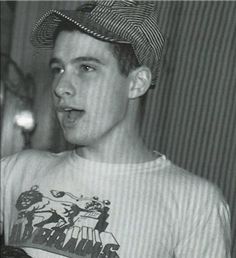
31, 1, 164, 83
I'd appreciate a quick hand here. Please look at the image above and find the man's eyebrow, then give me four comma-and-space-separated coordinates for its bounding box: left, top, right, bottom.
49, 57, 61, 67
72, 56, 105, 65
49, 56, 105, 67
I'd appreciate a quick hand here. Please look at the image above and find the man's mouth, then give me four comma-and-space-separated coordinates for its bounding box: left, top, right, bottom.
57, 107, 85, 127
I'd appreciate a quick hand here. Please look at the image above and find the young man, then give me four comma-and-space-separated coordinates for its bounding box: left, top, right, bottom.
0, 1, 231, 258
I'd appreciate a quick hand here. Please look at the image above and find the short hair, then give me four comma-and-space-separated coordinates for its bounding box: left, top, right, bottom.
109, 43, 140, 77
53, 22, 140, 77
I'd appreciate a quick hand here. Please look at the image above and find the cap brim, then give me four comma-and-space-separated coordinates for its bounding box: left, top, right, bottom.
31, 9, 129, 48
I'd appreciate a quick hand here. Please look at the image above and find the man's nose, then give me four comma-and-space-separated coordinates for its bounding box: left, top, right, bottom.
53, 74, 75, 98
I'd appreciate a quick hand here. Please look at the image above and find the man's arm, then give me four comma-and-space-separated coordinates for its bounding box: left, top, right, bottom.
1, 155, 32, 258
174, 185, 231, 258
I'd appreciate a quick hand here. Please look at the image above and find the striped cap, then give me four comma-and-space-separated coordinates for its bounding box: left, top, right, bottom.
31, 0, 164, 82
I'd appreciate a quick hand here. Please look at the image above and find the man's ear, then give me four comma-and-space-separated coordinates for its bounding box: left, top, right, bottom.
128, 66, 152, 99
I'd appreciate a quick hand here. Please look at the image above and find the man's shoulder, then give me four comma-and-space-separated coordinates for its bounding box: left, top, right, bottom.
1, 149, 53, 165
161, 160, 224, 203
1, 149, 72, 174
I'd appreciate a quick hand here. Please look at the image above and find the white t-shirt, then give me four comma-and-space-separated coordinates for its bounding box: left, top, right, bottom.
0, 150, 231, 258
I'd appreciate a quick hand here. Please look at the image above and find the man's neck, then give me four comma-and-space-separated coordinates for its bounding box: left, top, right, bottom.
75, 122, 155, 164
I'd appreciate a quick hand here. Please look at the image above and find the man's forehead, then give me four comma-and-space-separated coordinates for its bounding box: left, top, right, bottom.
53, 30, 113, 61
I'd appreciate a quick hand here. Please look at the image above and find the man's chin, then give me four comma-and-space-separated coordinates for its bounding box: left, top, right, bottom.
63, 133, 93, 147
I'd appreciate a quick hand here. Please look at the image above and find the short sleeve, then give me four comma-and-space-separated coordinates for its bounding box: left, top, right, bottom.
0, 154, 19, 235
174, 185, 231, 258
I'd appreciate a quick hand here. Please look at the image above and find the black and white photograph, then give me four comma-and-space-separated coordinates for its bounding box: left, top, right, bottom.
1, 1, 235, 257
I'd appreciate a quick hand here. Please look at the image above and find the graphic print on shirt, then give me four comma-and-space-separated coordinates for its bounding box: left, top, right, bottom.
9, 185, 120, 258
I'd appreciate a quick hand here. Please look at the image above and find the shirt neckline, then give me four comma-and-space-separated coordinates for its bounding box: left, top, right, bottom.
68, 149, 169, 172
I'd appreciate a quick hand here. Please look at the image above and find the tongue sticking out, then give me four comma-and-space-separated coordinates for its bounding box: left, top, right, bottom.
66, 110, 84, 122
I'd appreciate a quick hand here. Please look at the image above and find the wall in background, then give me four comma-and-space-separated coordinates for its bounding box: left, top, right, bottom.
0, 2, 16, 142
152, 3, 236, 253
1, 1, 235, 256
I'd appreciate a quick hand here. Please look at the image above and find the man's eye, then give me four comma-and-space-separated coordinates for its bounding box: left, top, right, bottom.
80, 64, 95, 72
50, 66, 64, 75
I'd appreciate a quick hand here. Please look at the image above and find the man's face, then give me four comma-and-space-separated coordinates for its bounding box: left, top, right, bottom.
50, 31, 131, 146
